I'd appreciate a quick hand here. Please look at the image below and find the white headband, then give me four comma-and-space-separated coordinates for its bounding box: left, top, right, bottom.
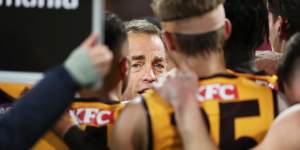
161, 4, 226, 35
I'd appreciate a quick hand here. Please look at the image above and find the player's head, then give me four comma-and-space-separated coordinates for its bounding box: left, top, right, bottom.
151, 0, 231, 67
277, 33, 300, 105
224, 0, 269, 71
122, 20, 167, 100
80, 13, 128, 97
101, 12, 128, 92
268, 0, 300, 52
104, 13, 128, 60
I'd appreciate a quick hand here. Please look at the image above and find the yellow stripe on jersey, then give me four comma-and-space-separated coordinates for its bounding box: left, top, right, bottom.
143, 74, 278, 150
227, 69, 278, 89
0, 82, 31, 99
32, 131, 69, 150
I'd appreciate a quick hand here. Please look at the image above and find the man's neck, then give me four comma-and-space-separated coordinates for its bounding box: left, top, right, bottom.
184, 52, 227, 78
274, 39, 287, 53
225, 47, 257, 72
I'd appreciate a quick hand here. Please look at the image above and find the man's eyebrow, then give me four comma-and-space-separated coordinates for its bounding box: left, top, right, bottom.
153, 56, 165, 62
131, 55, 145, 61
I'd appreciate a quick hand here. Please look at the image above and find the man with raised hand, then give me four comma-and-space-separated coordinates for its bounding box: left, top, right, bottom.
0, 33, 113, 149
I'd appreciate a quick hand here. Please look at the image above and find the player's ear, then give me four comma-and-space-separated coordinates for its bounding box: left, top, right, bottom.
277, 16, 289, 40
162, 31, 177, 52
162, 31, 181, 68
224, 18, 232, 39
119, 58, 129, 80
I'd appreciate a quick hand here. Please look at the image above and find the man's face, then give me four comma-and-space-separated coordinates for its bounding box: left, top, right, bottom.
284, 62, 300, 105
268, 9, 284, 52
268, 11, 278, 52
122, 32, 167, 99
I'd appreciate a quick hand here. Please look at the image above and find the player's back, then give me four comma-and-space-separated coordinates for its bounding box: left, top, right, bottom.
142, 73, 279, 150
67, 98, 126, 149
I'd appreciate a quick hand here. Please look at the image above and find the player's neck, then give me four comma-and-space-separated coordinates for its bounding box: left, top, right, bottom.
79, 86, 120, 101
96, 86, 120, 101
108, 84, 123, 101
185, 52, 227, 78
273, 38, 287, 53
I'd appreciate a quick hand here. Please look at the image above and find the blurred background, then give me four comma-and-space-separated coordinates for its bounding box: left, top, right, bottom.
0, 0, 269, 72
107, 0, 153, 20
0, 0, 154, 72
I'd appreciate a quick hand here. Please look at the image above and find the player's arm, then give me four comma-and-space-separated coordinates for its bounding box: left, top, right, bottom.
252, 104, 300, 150
111, 99, 148, 150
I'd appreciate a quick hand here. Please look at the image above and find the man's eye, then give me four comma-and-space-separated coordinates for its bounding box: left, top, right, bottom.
154, 63, 166, 73
154, 63, 165, 69
132, 63, 142, 68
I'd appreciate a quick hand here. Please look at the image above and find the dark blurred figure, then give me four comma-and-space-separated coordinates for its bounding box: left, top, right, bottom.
277, 33, 300, 105
224, 0, 269, 72
0, 34, 113, 149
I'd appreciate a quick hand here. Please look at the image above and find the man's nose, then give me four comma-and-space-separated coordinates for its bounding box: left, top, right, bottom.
142, 68, 156, 83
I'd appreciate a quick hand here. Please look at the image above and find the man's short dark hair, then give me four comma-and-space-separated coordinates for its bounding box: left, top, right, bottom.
105, 12, 127, 57
224, 0, 269, 71
151, 0, 225, 57
268, 0, 300, 39
277, 33, 300, 93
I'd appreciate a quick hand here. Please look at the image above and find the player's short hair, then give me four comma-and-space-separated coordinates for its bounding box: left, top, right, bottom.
105, 12, 128, 57
151, 0, 225, 56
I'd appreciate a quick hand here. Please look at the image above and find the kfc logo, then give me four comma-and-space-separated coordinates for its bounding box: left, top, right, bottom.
197, 83, 238, 101
69, 108, 114, 127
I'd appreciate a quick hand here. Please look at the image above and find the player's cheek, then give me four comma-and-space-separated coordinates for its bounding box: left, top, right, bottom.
292, 82, 300, 101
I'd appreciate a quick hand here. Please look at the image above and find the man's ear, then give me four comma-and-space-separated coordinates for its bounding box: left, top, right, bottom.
276, 16, 288, 39
162, 31, 177, 51
119, 58, 129, 80
162, 31, 181, 68
224, 18, 232, 39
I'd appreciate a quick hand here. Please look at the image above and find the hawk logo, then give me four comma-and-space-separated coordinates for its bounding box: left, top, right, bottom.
0, 104, 11, 115
69, 108, 114, 127
0, 0, 79, 10
197, 83, 238, 101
